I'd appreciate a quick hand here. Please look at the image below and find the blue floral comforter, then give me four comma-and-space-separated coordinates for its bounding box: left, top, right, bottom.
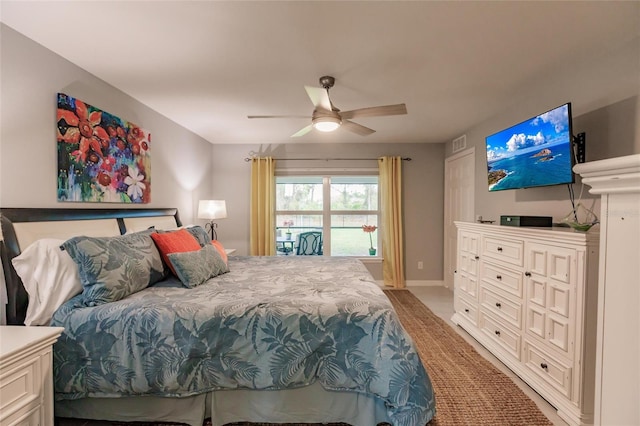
51, 256, 436, 425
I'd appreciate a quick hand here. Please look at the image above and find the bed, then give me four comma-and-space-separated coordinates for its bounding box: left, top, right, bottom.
0, 208, 436, 426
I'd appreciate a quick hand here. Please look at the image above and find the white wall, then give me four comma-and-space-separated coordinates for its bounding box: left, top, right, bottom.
446, 35, 640, 223
0, 25, 214, 224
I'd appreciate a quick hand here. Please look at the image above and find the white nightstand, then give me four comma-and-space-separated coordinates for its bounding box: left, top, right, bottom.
225, 248, 236, 255
0, 326, 64, 426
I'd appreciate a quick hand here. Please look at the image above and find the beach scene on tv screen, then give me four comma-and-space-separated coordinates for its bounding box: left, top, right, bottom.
486, 104, 573, 191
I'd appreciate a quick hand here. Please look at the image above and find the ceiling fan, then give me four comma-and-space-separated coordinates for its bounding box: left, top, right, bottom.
247, 76, 407, 137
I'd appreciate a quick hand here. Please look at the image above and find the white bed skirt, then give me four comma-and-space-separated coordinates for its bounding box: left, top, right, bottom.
55, 382, 392, 426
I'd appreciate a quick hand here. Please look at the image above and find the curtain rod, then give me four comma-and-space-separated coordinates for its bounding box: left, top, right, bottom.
244, 157, 412, 162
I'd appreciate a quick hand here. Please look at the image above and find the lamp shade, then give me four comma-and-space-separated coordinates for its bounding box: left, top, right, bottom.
198, 200, 227, 220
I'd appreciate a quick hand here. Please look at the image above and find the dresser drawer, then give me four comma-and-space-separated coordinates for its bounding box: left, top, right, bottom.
0, 327, 63, 426
481, 261, 523, 297
0, 357, 39, 419
3, 404, 41, 426
459, 231, 480, 256
479, 286, 522, 328
459, 251, 479, 276
527, 277, 572, 320
456, 271, 478, 299
455, 295, 478, 326
527, 243, 574, 284
523, 340, 572, 398
525, 306, 572, 354
479, 311, 521, 360
483, 237, 524, 266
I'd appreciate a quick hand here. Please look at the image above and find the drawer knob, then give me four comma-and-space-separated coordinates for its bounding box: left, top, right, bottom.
495, 302, 502, 308
464, 308, 470, 313
494, 330, 501, 336
497, 247, 503, 252
496, 275, 502, 280
540, 362, 548, 371
525, 271, 532, 277
475, 255, 480, 260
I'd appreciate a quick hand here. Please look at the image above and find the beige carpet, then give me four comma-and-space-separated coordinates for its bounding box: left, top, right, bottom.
57, 290, 552, 426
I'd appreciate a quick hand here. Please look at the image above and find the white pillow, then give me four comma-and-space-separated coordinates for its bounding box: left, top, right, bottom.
11, 238, 82, 325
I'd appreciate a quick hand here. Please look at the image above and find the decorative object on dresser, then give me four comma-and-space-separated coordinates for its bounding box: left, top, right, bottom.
0, 326, 63, 425
452, 221, 599, 426
574, 153, 640, 426
560, 203, 599, 233
197, 200, 227, 240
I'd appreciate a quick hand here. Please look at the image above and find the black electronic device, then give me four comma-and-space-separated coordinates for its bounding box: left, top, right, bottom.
500, 215, 553, 227
574, 132, 586, 164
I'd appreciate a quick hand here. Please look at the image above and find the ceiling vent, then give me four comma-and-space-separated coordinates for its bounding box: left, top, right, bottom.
452, 134, 467, 153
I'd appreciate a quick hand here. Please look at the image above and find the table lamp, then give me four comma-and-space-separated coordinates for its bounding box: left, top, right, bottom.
198, 200, 227, 240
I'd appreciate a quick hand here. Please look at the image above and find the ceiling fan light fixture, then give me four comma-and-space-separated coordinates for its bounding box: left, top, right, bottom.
312, 116, 341, 132
248, 75, 406, 138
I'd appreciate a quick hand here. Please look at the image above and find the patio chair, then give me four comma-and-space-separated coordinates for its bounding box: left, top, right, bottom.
295, 231, 323, 255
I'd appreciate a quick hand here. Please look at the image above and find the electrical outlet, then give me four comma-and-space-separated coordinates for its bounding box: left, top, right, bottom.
418, 261, 424, 270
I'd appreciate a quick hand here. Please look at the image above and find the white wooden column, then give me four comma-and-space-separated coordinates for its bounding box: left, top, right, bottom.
574, 154, 640, 426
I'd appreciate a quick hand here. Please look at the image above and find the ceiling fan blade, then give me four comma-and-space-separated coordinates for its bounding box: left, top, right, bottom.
291, 124, 313, 138
340, 103, 407, 120
247, 115, 309, 119
304, 86, 332, 111
342, 120, 376, 136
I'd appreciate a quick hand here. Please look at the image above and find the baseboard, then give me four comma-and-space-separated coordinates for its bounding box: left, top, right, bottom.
376, 280, 445, 287
406, 280, 445, 287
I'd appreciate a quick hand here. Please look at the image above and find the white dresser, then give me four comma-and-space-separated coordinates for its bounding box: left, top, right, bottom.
575, 154, 640, 426
452, 222, 599, 426
0, 326, 64, 426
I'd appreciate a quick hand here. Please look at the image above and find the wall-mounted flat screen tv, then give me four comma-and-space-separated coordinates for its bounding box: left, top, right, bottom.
485, 103, 574, 192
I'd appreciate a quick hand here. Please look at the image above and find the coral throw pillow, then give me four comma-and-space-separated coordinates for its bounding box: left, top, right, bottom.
211, 240, 228, 265
151, 229, 202, 275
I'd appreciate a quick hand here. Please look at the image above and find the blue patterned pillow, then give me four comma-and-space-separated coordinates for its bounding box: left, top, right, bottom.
185, 225, 212, 247
167, 243, 229, 288
61, 229, 166, 306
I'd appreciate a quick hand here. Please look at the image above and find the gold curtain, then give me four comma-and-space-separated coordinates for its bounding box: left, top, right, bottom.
250, 157, 276, 256
378, 156, 405, 288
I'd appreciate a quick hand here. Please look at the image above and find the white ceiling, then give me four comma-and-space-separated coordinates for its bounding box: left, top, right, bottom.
1, 1, 638, 145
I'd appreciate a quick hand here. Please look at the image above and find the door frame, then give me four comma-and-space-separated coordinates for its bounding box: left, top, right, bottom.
443, 147, 475, 288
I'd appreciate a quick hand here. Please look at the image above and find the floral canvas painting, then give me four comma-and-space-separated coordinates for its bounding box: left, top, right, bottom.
56, 93, 151, 203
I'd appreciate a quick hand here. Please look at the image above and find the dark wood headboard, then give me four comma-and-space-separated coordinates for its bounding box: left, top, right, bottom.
0, 208, 182, 325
